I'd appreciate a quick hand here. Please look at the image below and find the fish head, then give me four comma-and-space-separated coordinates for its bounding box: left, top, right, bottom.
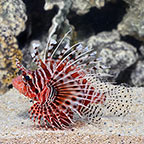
12, 72, 37, 99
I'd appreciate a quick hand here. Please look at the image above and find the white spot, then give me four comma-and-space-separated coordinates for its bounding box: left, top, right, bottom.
57, 50, 61, 55
49, 45, 53, 50
50, 38, 57, 44
96, 57, 103, 61
84, 46, 89, 51
32, 43, 40, 48
76, 44, 83, 51
65, 43, 70, 49
90, 51, 97, 56
31, 40, 41, 48
31, 53, 35, 58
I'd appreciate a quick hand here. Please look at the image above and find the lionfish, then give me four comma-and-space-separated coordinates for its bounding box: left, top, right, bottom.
12, 30, 133, 130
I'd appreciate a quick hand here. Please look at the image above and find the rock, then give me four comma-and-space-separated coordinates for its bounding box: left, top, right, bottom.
44, 0, 72, 36
44, 0, 118, 14
86, 30, 120, 49
0, 26, 22, 95
70, 0, 116, 15
44, 0, 106, 16
131, 60, 144, 86
118, 0, 144, 40
0, 0, 27, 95
86, 30, 138, 79
139, 45, 144, 56
71, 0, 103, 15
0, 0, 27, 36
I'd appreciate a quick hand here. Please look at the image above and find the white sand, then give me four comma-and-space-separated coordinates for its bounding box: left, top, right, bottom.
0, 88, 144, 143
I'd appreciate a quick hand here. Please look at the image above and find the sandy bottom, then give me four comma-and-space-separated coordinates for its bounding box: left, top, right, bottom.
0, 88, 144, 144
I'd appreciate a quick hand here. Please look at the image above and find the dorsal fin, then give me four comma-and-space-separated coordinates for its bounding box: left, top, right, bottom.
50, 29, 72, 58
31, 42, 41, 66
15, 58, 27, 74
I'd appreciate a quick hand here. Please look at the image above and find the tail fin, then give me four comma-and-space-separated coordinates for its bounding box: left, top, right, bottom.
80, 78, 134, 123
102, 84, 133, 117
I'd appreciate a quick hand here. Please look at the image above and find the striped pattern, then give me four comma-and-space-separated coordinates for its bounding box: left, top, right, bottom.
12, 29, 135, 130
30, 42, 105, 129
12, 31, 134, 130
12, 33, 107, 130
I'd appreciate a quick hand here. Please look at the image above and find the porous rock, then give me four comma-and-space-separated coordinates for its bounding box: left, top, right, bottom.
0, 0, 27, 36
131, 60, 144, 86
118, 0, 144, 40
0, 25, 22, 95
86, 30, 138, 79
0, 0, 27, 95
44, 0, 116, 15
44, 0, 72, 38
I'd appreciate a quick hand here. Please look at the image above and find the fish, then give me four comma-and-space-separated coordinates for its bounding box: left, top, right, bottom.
12, 30, 133, 130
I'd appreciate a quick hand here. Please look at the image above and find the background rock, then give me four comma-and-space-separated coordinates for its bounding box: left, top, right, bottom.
131, 60, 144, 86
0, 0, 27, 95
118, 0, 144, 40
85, 30, 138, 81
0, 0, 27, 36
1, 0, 144, 90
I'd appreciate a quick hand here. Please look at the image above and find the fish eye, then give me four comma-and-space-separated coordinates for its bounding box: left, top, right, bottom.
24, 75, 31, 81
22, 75, 31, 81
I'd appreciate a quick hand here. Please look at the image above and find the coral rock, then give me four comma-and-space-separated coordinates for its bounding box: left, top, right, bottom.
0, 0, 27, 36
118, 0, 144, 40
0, 29, 22, 95
86, 30, 138, 79
131, 60, 144, 86
0, 0, 27, 95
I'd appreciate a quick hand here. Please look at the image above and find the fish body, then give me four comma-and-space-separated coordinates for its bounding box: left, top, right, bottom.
12, 32, 133, 130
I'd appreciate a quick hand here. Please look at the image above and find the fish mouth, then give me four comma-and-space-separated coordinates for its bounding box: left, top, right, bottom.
12, 76, 25, 93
